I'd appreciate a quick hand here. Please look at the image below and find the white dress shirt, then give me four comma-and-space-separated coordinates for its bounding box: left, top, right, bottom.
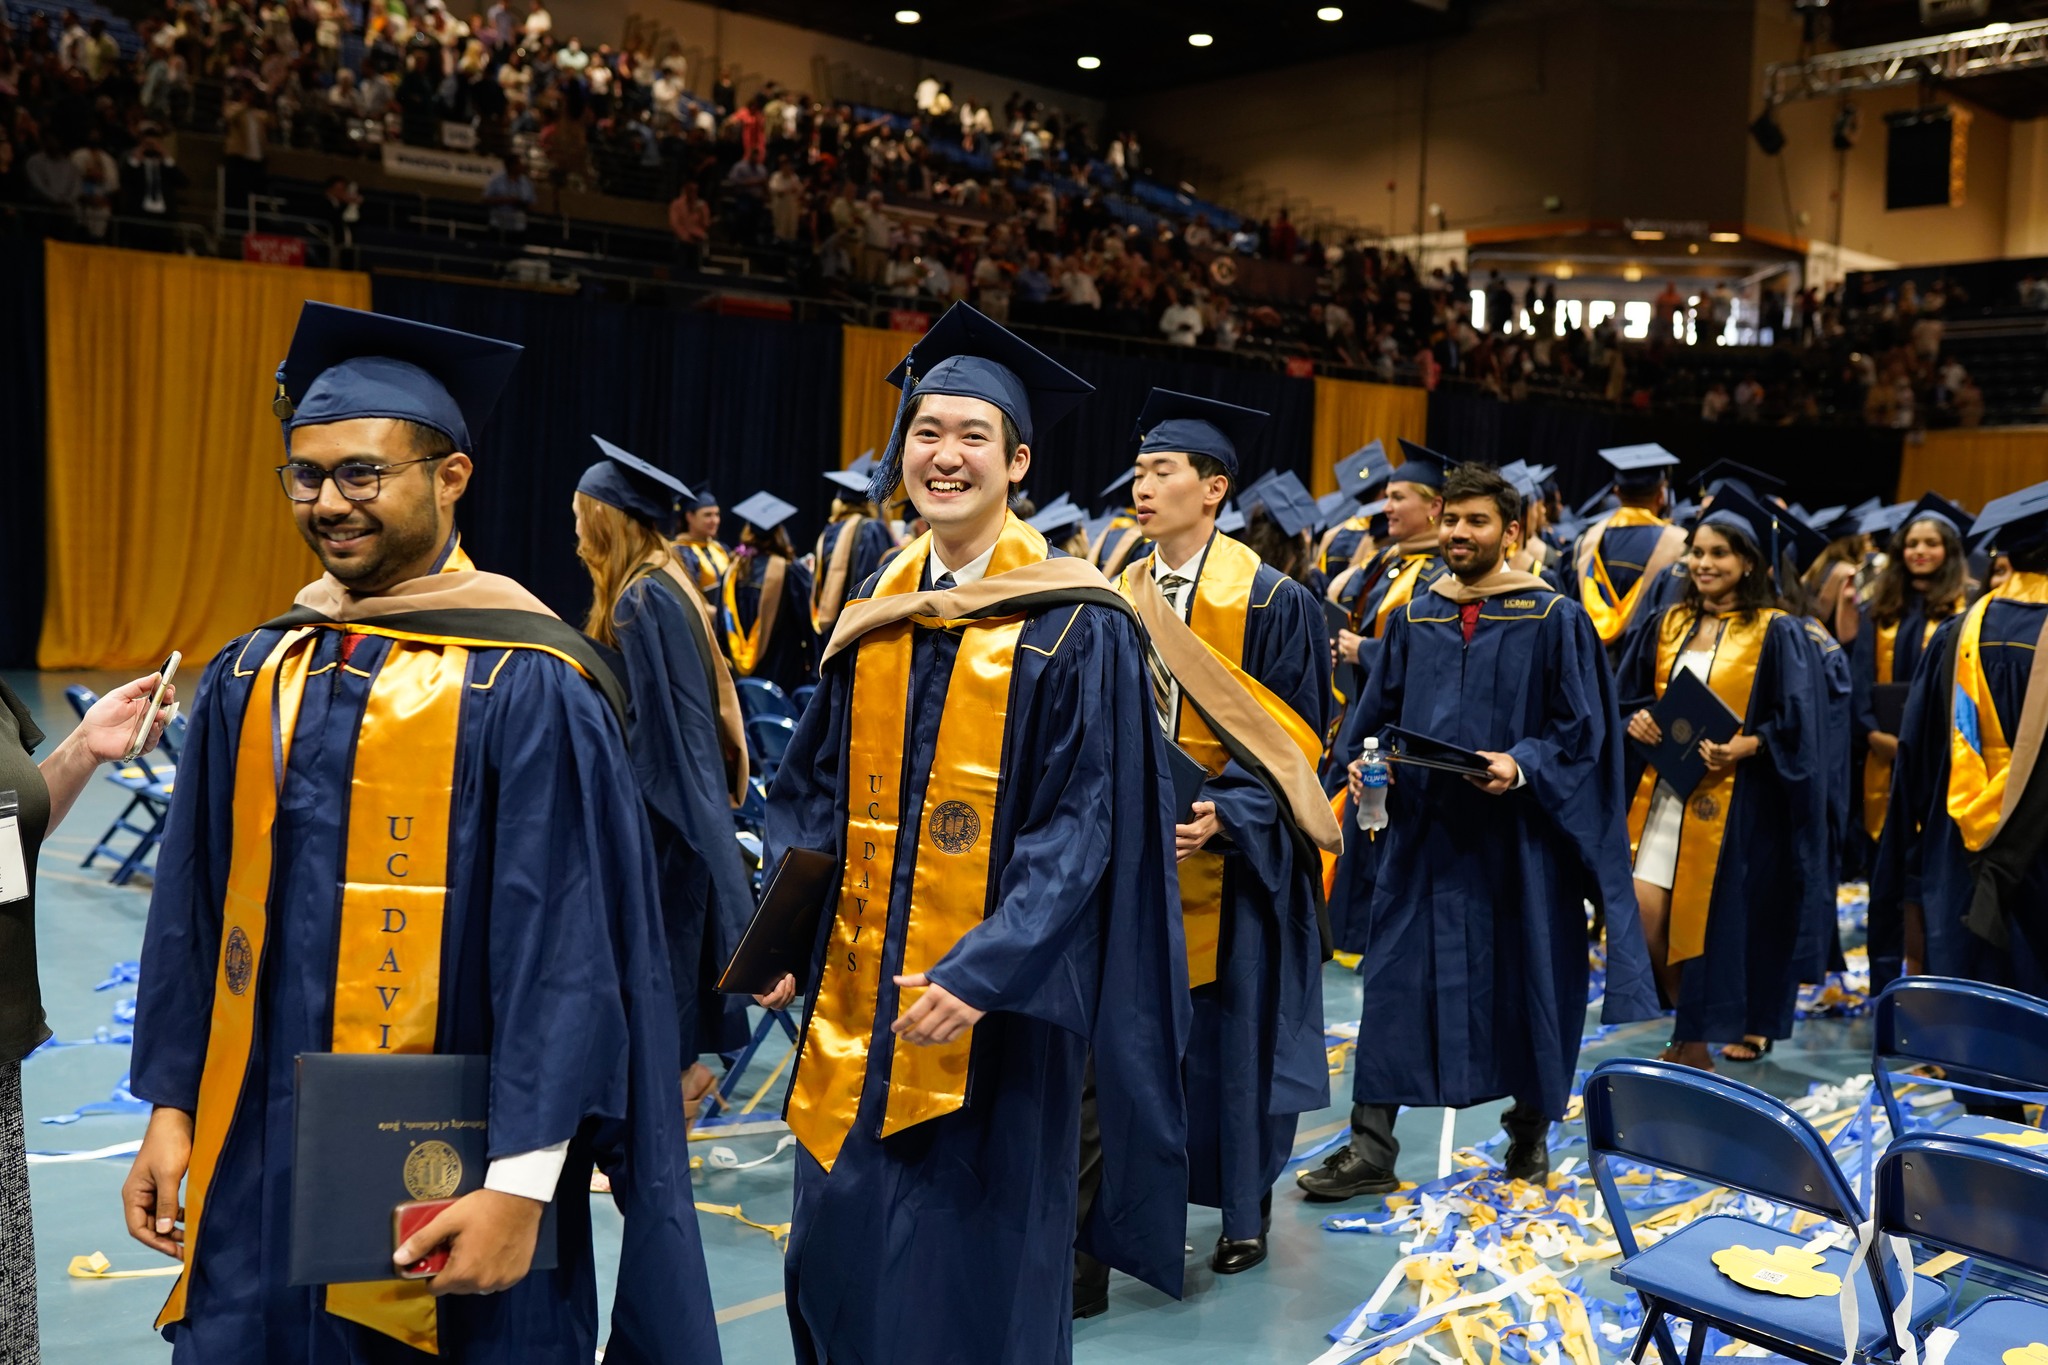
927, 538, 998, 587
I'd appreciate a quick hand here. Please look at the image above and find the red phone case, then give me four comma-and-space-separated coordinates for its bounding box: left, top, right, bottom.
392, 1199, 455, 1279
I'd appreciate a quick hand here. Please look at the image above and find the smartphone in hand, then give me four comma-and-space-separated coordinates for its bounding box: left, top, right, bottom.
393, 1198, 456, 1279
121, 652, 180, 763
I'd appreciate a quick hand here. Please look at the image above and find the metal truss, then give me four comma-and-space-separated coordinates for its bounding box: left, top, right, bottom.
1764, 19, 2048, 102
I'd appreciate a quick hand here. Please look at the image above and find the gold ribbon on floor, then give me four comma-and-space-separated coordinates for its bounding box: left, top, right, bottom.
787, 514, 1046, 1171
1625, 609, 1774, 965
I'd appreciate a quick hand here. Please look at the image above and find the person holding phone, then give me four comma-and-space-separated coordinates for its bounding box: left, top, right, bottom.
2, 670, 175, 1362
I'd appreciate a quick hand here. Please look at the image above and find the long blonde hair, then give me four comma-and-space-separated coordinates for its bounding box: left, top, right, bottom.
575, 491, 673, 649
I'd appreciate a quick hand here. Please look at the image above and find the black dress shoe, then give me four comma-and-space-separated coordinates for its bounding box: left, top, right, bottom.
1073, 1253, 1110, 1319
1209, 1233, 1267, 1274
1503, 1135, 1551, 1185
1296, 1144, 1400, 1201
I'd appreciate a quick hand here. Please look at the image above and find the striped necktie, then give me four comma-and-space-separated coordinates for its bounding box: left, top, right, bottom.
1148, 573, 1190, 730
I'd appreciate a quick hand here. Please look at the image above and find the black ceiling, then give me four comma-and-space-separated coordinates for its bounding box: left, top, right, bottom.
713, 0, 1468, 101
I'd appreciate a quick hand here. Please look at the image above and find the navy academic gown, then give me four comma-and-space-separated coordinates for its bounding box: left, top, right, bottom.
1347, 583, 1661, 1121
1617, 611, 1830, 1043
723, 551, 817, 694
1849, 595, 1937, 868
765, 561, 1190, 1365
1802, 617, 1854, 975
615, 569, 754, 1061
132, 627, 720, 1365
1323, 547, 1447, 954
1870, 601, 2048, 992
813, 518, 896, 634
1140, 547, 1334, 1241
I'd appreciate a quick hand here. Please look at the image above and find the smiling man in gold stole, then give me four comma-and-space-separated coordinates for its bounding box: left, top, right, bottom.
121, 304, 720, 1365
753, 303, 1190, 1365
1096, 389, 1339, 1294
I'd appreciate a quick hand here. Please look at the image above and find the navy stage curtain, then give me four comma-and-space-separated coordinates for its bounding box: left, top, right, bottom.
371, 278, 843, 624
0, 248, 47, 668
1426, 389, 1906, 514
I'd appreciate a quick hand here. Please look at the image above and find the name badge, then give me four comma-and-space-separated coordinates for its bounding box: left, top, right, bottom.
0, 791, 27, 906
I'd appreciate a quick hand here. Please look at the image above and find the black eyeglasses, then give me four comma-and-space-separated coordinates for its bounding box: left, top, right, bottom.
275, 457, 439, 503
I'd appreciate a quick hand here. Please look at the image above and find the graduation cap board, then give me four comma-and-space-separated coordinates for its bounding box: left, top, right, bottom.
1028, 496, 1085, 538
578, 435, 692, 527
1899, 492, 1974, 543
1693, 460, 1785, 502
1334, 441, 1391, 500
1099, 466, 1136, 501
1134, 388, 1269, 478
1598, 443, 1680, 493
1698, 485, 1822, 574
275, 301, 523, 451
1392, 439, 1454, 491
732, 490, 798, 535
1316, 489, 1354, 532
1860, 502, 1910, 538
1216, 503, 1245, 535
1970, 482, 2048, 554
1244, 470, 1318, 538
876, 301, 1094, 504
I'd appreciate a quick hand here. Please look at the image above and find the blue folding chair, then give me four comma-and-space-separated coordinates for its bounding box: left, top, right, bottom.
67, 686, 178, 885
791, 683, 817, 713
1585, 1058, 1952, 1365
736, 677, 797, 722
746, 714, 796, 787
1877, 1135, 2048, 1365
1873, 977, 2048, 1145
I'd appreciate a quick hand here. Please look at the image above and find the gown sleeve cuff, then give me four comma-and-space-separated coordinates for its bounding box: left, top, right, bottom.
484, 1140, 569, 1203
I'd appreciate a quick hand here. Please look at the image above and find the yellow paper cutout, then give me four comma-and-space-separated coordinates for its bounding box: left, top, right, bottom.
68, 1251, 182, 1280
1999, 1343, 2048, 1365
1711, 1244, 1843, 1299
1977, 1129, 2048, 1149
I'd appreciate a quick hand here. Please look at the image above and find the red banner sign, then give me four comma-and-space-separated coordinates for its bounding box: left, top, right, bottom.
242, 234, 306, 267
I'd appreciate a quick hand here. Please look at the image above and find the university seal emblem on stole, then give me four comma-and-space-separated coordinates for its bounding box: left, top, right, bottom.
928, 800, 982, 855
403, 1140, 463, 1199
224, 926, 253, 996
1691, 794, 1719, 820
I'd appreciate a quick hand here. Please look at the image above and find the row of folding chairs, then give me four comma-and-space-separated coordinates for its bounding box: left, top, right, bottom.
64, 685, 183, 886
1587, 975, 2048, 1365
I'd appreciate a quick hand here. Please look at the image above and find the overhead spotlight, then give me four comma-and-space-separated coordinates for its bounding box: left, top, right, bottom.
1832, 103, 1861, 150
1750, 105, 1786, 155
1317, 6, 1345, 18
1188, 32, 1215, 46
1076, 54, 1101, 69
1623, 264, 1645, 283
894, 8, 921, 22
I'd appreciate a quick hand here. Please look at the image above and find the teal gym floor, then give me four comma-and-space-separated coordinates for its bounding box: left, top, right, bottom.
12, 668, 1879, 1364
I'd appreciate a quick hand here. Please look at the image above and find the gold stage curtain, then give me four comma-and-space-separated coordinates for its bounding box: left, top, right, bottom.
1309, 377, 1430, 495
39, 241, 372, 670
840, 324, 914, 469
1895, 428, 2048, 511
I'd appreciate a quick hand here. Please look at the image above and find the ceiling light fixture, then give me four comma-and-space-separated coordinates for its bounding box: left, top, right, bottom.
1317, 6, 1344, 18
1188, 32, 1214, 46
1709, 231, 1741, 243
1631, 230, 1665, 241
1076, 54, 1101, 69
894, 8, 920, 22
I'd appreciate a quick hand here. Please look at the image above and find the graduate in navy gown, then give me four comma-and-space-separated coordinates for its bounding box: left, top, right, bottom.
1854, 496, 1974, 965
1299, 463, 1659, 1201
1571, 444, 1689, 664
672, 487, 731, 596
755, 303, 1190, 1365
1322, 443, 1453, 954
1617, 488, 1829, 1069
574, 435, 754, 1088
1871, 483, 2048, 995
1096, 389, 1336, 1294
1314, 442, 1391, 581
718, 490, 817, 694
812, 462, 898, 642
123, 305, 718, 1365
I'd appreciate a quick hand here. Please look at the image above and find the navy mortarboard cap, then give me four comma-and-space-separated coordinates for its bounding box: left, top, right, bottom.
1576, 486, 1620, 519
877, 301, 1094, 503
1848, 496, 1883, 520
732, 490, 798, 535
1598, 443, 1680, 492
1315, 489, 1353, 532
1099, 466, 1136, 501
1669, 499, 1699, 527
824, 467, 875, 497
1028, 495, 1084, 539
1216, 503, 1246, 535
1083, 509, 1119, 546
1134, 388, 1268, 478
1334, 441, 1391, 499
1392, 439, 1454, 491
1245, 470, 1317, 538
1503, 463, 1544, 504
1526, 463, 1556, 488
1859, 502, 1910, 538
851, 449, 877, 474
1899, 492, 1974, 543
577, 435, 691, 526
1971, 483, 2048, 553
1693, 459, 1785, 501
1699, 484, 1813, 576
680, 485, 719, 513
274, 302, 522, 451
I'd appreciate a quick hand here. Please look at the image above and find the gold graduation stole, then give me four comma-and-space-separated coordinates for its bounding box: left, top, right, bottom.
1625, 608, 1776, 965
159, 631, 466, 1353
1947, 574, 2048, 851
1370, 551, 1431, 638
679, 537, 730, 593
1315, 515, 1373, 577
1118, 535, 1270, 989
811, 515, 874, 636
1862, 615, 1940, 839
1578, 508, 1673, 645
722, 553, 787, 677
786, 514, 1045, 1172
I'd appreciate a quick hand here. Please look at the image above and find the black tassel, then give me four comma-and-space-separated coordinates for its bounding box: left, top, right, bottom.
866, 367, 919, 507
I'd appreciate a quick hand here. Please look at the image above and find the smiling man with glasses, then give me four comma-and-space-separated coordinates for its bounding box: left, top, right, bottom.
122, 302, 721, 1365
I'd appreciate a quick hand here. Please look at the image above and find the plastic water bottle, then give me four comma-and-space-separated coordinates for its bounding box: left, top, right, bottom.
1356, 737, 1389, 832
